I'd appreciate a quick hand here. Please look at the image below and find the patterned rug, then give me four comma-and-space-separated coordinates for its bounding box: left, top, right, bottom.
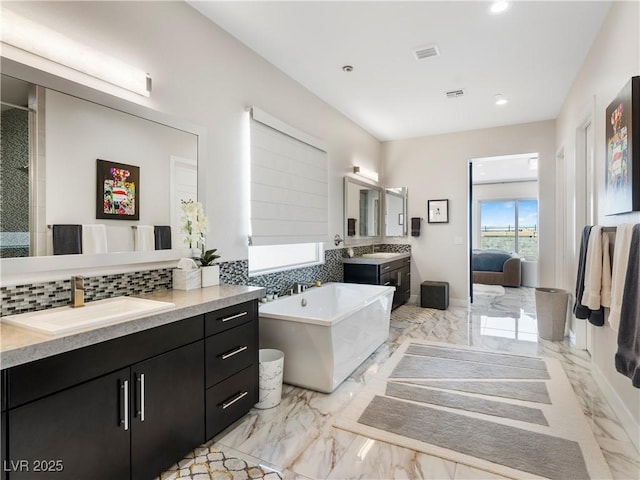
158, 443, 283, 480
334, 339, 612, 480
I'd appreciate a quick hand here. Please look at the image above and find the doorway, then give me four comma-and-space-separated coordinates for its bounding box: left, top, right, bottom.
469, 153, 540, 302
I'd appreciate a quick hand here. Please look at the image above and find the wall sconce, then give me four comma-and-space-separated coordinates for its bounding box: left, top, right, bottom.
1, 9, 152, 97
353, 165, 379, 183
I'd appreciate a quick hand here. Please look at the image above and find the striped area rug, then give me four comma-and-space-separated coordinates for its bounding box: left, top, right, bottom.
334, 339, 611, 480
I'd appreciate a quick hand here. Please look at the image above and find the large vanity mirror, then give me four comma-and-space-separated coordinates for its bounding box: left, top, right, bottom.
0, 63, 203, 276
344, 176, 382, 244
385, 187, 408, 237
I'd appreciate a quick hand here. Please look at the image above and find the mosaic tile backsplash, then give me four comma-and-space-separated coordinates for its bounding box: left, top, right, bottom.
1, 244, 410, 315
1, 268, 173, 317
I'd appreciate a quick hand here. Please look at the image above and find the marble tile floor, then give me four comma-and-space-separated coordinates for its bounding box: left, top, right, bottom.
161, 286, 640, 480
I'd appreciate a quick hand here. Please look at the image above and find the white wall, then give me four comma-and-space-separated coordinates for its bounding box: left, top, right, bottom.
383, 120, 555, 303
45, 90, 197, 253
555, 1, 640, 444
8, 1, 381, 262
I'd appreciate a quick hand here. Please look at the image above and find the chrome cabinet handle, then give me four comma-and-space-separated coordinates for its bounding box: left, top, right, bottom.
121, 380, 129, 431
221, 345, 248, 360
221, 391, 248, 409
382, 266, 391, 270
138, 373, 145, 422
220, 311, 248, 322
383, 281, 391, 286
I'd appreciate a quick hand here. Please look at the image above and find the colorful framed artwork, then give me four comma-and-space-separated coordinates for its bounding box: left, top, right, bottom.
605, 76, 640, 215
428, 199, 449, 223
96, 159, 140, 220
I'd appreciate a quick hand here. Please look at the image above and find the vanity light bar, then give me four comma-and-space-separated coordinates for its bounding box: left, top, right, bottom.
1, 9, 151, 97
353, 166, 379, 183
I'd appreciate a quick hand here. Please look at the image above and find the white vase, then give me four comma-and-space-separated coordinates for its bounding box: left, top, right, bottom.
201, 265, 220, 287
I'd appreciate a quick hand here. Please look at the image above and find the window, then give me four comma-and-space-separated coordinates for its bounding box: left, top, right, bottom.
249, 107, 328, 246
247, 107, 328, 274
249, 242, 323, 275
479, 199, 538, 259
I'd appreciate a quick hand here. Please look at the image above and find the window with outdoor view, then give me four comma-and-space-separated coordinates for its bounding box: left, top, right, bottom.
479, 199, 538, 259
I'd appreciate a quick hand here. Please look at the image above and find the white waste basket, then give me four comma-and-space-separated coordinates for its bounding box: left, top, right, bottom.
255, 349, 284, 409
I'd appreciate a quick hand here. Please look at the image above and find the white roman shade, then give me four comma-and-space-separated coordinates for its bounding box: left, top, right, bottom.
249, 107, 328, 246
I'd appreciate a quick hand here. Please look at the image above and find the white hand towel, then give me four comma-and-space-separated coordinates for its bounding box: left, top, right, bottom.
601, 231, 612, 308
134, 225, 155, 252
583, 226, 604, 310
82, 224, 108, 254
609, 224, 635, 331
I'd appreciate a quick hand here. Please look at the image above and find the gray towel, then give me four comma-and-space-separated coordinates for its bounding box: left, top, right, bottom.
615, 224, 640, 388
52, 224, 82, 255
573, 226, 593, 318
154, 225, 172, 250
572, 225, 604, 325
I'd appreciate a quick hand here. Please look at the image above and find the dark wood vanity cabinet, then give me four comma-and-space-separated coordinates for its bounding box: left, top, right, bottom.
1, 299, 259, 480
130, 341, 204, 480
204, 301, 259, 440
9, 368, 132, 480
344, 256, 411, 309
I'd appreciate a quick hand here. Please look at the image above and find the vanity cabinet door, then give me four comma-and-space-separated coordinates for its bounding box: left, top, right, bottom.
1, 411, 6, 480
401, 259, 411, 303
8, 368, 131, 480
130, 340, 204, 480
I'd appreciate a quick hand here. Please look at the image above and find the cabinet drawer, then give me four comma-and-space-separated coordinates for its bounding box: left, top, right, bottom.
206, 321, 257, 387
205, 301, 257, 336
206, 365, 258, 440
380, 258, 405, 272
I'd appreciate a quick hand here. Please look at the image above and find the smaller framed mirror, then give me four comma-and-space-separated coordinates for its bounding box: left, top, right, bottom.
385, 187, 408, 237
344, 176, 382, 244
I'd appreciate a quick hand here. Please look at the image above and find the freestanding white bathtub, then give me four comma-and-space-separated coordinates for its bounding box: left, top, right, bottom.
258, 282, 395, 393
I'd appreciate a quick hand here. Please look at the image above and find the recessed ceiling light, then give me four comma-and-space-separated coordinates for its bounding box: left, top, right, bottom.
342, 65, 353, 73
494, 94, 508, 106
490, 1, 510, 14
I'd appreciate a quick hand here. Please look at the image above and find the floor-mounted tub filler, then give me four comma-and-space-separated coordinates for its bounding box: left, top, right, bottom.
258, 282, 395, 393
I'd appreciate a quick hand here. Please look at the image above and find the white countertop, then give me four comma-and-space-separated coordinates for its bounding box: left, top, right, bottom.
342, 252, 410, 265
0, 285, 265, 369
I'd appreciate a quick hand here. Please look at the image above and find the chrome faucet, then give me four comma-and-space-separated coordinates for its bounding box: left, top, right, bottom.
70, 275, 85, 308
292, 282, 311, 294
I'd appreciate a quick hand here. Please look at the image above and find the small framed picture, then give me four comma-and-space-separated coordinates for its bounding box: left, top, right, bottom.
96, 159, 140, 220
428, 199, 449, 223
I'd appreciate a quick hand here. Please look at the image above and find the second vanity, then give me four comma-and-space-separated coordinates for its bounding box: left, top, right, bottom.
0, 285, 264, 480
343, 252, 411, 309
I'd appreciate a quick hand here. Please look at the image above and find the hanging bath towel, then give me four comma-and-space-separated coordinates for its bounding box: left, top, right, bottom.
573, 225, 593, 319
52, 224, 82, 255
615, 224, 640, 388
609, 224, 635, 331
134, 225, 155, 252
82, 224, 108, 254
154, 226, 172, 250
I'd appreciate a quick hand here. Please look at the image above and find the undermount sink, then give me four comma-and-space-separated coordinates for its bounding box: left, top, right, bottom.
2, 297, 175, 335
361, 252, 403, 259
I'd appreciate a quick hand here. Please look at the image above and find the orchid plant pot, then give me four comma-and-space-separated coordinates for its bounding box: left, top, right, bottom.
201, 265, 220, 287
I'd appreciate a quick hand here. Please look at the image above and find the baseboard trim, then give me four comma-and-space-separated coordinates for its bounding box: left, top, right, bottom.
592, 363, 640, 453
450, 297, 469, 307
407, 295, 468, 308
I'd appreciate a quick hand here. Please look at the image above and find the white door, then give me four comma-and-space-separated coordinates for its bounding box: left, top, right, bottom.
170, 156, 198, 250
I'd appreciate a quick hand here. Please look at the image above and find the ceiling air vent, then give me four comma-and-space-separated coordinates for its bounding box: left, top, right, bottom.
446, 89, 465, 99
414, 44, 440, 60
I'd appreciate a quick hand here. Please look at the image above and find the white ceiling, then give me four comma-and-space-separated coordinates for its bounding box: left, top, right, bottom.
472, 153, 538, 184
190, 1, 611, 141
